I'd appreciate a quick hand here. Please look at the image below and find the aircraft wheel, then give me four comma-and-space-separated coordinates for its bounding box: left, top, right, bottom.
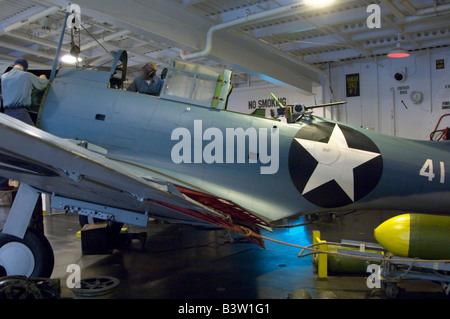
0, 276, 43, 299
71, 276, 120, 299
0, 228, 54, 278
384, 283, 399, 299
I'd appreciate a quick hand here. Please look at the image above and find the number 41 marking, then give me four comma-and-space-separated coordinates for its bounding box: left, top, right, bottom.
420, 159, 445, 183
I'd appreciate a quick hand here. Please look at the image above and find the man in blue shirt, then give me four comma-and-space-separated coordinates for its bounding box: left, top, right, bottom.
0, 58, 49, 190
127, 62, 163, 96
1, 58, 49, 125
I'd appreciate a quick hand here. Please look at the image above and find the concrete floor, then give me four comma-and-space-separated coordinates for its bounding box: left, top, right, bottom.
43, 210, 449, 300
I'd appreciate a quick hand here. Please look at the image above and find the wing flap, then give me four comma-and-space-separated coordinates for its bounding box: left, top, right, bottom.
174, 185, 271, 228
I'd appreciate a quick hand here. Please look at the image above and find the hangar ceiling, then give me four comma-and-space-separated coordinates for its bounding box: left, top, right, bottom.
0, 0, 449, 93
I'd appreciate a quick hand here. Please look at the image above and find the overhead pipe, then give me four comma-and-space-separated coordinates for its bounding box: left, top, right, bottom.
179, 2, 333, 77
180, 3, 305, 60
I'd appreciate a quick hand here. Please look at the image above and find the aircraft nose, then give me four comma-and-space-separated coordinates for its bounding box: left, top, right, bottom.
374, 214, 411, 257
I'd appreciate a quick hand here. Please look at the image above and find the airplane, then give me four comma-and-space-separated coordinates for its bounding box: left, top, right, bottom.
0, 7, 449, 279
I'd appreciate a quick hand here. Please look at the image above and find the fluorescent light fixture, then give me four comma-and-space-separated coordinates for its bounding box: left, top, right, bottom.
61, 54, 82, 64
304, 0, 335, 7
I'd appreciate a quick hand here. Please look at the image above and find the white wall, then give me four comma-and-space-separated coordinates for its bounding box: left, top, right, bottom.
227, 82, 324, 118
226, 46, 450, 141
332, 46, 450, 140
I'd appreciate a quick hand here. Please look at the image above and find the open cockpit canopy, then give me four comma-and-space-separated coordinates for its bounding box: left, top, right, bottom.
160, 60, 232, 110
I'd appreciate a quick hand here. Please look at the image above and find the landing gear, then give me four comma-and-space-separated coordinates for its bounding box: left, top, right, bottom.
383, 282, 400, 299
0, 228, 54, 277
0, 184, 54, 277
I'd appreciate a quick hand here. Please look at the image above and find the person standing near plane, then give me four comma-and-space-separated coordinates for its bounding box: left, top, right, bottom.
127, 62, 163, 96
1, 58, 48, 126
0, 58, 49, 190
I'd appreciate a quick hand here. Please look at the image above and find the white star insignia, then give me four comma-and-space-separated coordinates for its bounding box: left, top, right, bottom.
295, 124, 380, 202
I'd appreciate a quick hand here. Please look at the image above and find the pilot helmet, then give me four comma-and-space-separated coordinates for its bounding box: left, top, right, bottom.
142, 62, 157, 78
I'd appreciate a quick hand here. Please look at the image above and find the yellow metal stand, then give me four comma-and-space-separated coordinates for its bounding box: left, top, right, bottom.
312, 230, 328, 278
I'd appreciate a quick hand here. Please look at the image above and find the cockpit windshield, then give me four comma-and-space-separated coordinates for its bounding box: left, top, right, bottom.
160, 60, 232, 109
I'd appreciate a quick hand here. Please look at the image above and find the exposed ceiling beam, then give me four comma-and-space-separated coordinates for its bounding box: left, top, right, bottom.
0, 52, 49, 68
181, 0, 207, 5
0, 39, 55, 60
61, 0, 327, 93
2, 6, 61, 33
7, 30, 70, 51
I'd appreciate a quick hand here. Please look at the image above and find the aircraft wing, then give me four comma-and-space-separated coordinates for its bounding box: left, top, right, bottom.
0, 114, 268, 247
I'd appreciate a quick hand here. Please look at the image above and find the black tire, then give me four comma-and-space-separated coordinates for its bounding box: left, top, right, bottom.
0, 276, 43, 299
0, 228, 54, 278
